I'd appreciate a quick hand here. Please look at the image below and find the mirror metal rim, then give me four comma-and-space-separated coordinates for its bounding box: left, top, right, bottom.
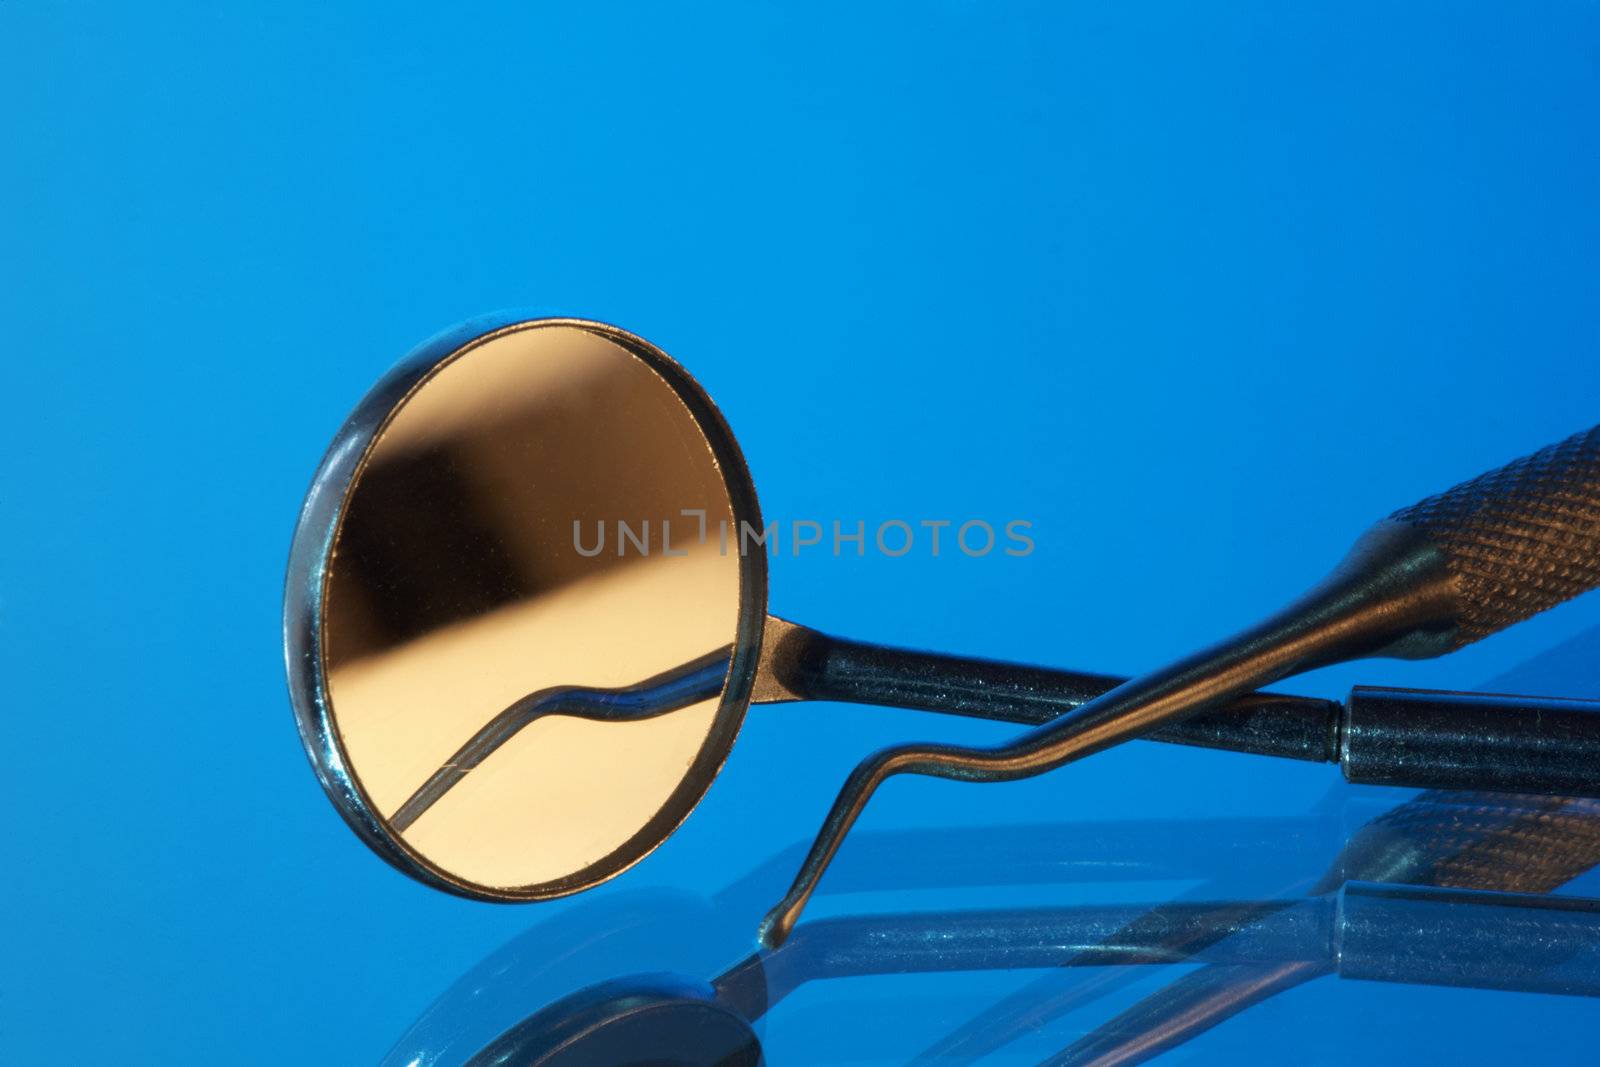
283, 313, 769, 902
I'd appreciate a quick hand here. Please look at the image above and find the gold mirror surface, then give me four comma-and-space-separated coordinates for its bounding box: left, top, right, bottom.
322, 324, 741, 891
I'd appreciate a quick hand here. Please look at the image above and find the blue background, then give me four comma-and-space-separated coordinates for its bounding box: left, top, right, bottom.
5, 3, 1600, 1063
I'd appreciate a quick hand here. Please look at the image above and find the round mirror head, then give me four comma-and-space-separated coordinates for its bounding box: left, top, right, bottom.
286, 316, 767, 900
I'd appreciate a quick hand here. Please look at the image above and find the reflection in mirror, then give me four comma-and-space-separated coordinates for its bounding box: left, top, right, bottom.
389, 648, 732, 833
322, 324, 744, 892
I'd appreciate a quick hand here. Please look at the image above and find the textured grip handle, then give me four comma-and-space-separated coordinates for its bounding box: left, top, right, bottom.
1389, 425, 1600, 647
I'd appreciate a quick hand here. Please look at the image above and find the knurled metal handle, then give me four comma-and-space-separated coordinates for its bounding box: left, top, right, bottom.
1389, 425, 1600, 648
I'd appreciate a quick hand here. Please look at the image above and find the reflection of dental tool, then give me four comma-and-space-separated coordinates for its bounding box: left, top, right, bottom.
1053, 798, 1600, 1067
474, 790, 1600, 1065
390, 648, 732, 832
386, 791, 1600, 1066
466, 883, 1600, 1067
923, 789, 1600, 1065
764, 427, 1600, 945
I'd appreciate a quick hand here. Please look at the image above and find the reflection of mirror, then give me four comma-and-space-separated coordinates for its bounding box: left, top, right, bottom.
286, 314, 1600, 903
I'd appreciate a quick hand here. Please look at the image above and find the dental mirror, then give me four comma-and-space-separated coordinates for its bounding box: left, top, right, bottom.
286, 317, 764, 899
286, 314, 1600, 904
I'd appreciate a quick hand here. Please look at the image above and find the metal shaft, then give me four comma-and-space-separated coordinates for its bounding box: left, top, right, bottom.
760, 521, 1463, 946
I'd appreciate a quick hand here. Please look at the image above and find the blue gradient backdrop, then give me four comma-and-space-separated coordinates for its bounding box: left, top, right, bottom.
5, 4, 1599, 1063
